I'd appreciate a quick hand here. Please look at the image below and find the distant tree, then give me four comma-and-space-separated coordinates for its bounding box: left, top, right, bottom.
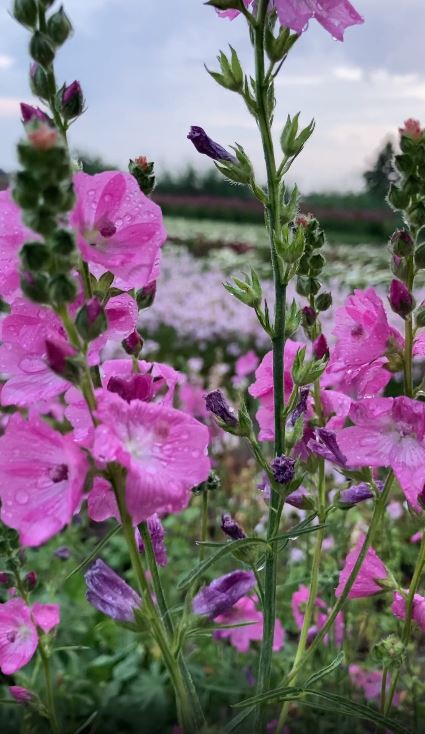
0, 169, 9, 190
76, 151, 118, 174
363, 140, 397, 200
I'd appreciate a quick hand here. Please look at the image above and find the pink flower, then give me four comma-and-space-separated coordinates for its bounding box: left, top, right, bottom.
248, 340, 304, 441
70, 172, 166, 290
326, 288, 401, 398
336, 396, 425, 512
0, 598, 59, 675
292, 584, 344, 646
336, 535, 388, 599
392, 591, 425, 632
0, 414, 88, 546
410, 531, 422, 544
235, 350, 259, 377
399, 119, 423, 141
0, 190, 37, 298
274, 0, 364, 42
349, 664, 397, 704
27, 122, 58, 150
214, 596, 285, 653
91, 391, 210, 523
8, 686, 34, 704
216, 0, 253, 20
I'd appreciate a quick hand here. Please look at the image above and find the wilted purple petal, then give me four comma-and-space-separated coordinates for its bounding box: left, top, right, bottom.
192, 570, 255, 618
308, 428, 347, 466
289, 387, 309, 426
137, 514, 168, 567
84, 559, 141, 622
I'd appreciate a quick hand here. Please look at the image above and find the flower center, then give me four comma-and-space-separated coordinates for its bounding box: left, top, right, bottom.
49, 464, 69, 483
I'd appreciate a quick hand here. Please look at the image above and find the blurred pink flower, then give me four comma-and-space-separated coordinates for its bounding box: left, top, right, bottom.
214, 596, 285, 653
0, 190, 36, 298
275, 0, 364, 41
0, 598, 59, 675
392, 591, 425, 632
336, 535, 388, 599
336, 396, 425, 512
292, 584, 344, 646
91, 391, 210, 523
71, 171, 166, 290
349, 664, 398, 703
216, 0, 253, 20
235, 350, 259, 377
0, 414, 87, 546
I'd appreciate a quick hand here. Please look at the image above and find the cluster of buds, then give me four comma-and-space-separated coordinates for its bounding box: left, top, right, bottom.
388, 119, 425, 236
14, 117, 77, 306
294, 215, 331, 311
129, 156, 156, 197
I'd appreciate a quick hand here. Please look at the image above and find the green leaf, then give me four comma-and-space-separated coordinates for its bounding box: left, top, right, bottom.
223, 707, 254, 734
304, 650, 345, 688
304, 690, 409, 734
177, 537, 269, 590
73, 712, 98, 734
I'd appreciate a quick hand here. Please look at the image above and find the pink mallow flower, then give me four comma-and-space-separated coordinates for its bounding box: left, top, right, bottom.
0, 598, 59, 675
392, 592, 425, 632
336, 535, 389, 599
349, 664, 398, 704
92, 391, 210, 523
214, 596, 285, 654
336, 396, 425, 512
0, 190, 38, 298
0, 414, 88, 546
71, 171, 166, 290
292, 584, 344, 646
326, 288, 401, 398
274, 0, 364, 42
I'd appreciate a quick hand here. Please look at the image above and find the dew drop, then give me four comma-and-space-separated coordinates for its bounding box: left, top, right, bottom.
15, 490, 29, 505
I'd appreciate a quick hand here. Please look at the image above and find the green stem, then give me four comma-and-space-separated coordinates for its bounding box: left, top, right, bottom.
380, 667, 388, 715
384, 530, 425, 714
140, 521, 174, 637
252, 2, 287, 731
37, 6, 67, 141
38, 643, 61, 734
111, 471, 203, 734
199, 489, 209, 563
284, 472, 394, 687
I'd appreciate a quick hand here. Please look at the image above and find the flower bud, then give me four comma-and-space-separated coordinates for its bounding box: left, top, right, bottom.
27, 122, 59, 151
51, 228, 75, 255
373, 635, 405, 671
313, 334, 329, 361
205, 389, 237, 427
84, 559, 141, 623
47, 6, 73, 46
24, 571, 37, 591
296, 275, 320, 298
271, 455, 295, 485
129, 156, 155, 196
415, 301, 425, 328
45, 338, 80, 383
107, 374, 154, 403
315, 291, 332, 311
122, 330, 143, 357
13, 0, 37, 28
221, 514, 246, 541
207, 471, 221, 492
388, 279, 415, 319
20, 103, 51, 126
9, 686, 34, 705
399, 118, 423, 142
0, 572, 13, 587
338, 482, 374, 509
30, 31, 56, 67
390, 254, 408, 282
49, 273, 78, 304
20, 242, 50, 272
281, 113, 315, 158
136, 281, 156, 310
60, 81, 85, 120
389, 229, 414, 258
21, 271, 50, 303
301, 305, 316, 328
75, 297, 107, 341
187, 126, 234, 162
387, 183, 410, 211
30, 62, 49, 99
286, 488, 314, 510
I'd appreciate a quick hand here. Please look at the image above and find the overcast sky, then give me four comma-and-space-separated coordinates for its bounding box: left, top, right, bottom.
0, 0, 424, 192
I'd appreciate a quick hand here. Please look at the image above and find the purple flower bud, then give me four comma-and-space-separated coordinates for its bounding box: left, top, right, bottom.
389, 279, 415, 319
187, 126, 235, 162
271, 455, 295, 485
9, 686, 33, 705
20, 103, 51, 125
137, 515, 168, 567
192, 569, 255, 618
61, 80, 85, 120
24, 571, 37, 590
122, 330, 143, 357
308, 428, 347, 466
0, 572, 12, 586
86, 297, 102, 324
136, 281, 157, 310
84, 559, 141, 623
54, 546, 71, 560
221, 513, 246, 541
289, 386, 309, 426
45, 338, 77, 378
313, 334, 329, 360
107, 373, 155, 403
205, 389, 237, 426
339, 482, 374, 508
286, 487, 313, 510
302, 305, 317, 328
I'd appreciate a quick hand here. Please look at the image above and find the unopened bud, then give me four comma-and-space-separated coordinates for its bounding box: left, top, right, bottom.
205, 389, 237, 427
20, 242, 50, 272
47, 6, 73, 46
390, 254, 408, 282
24, 571, 37, 591
389, 229, 414, 257
13, 0, 37, 28
315, 291, 332, 311
271, 455, 296, 485
49, 273, 77, 304
122, 330, 143, 357
45, 338, 80, 383
20, 103, 51, 126
51, 229, 75, 255
301, 305, 316, 328
75, 297, 107, 341
8, 686, 34, 705
30, 63, 49, 99
415, 243, 425, 270
30, 31, 56, 67
389, 279, 415, 319
129, 156, 155, 196
21, 271, 50, 303
221, 514, 246, 541
60, 81, 85, 120
27, 121, 59, 151
415, 301, 425, 328
136, 281, 156, 310
313, 334, 329, 360
187, 126, 234, 162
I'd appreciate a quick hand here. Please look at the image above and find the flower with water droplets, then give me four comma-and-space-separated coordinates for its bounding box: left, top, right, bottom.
0, 598, 59, 675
